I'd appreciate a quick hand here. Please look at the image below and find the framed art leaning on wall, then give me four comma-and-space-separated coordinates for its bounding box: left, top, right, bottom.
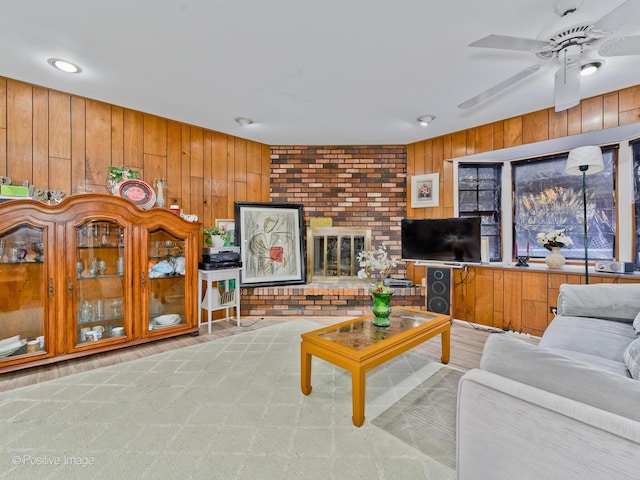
235, 202, 306, 287
215, 218, 235, 245
411, 173, 440, 208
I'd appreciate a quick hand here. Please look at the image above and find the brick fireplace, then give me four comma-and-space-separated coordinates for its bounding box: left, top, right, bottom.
240, 145, 424, 317
306, 226, 370, 282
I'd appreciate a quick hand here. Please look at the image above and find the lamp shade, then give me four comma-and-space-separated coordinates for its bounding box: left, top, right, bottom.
565, 146, 604, 175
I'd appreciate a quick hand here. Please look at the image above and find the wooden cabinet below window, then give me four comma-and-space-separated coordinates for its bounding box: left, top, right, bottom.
451, 264, 640, 336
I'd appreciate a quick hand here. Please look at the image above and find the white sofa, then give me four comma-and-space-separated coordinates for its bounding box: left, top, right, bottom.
456, 283, 640, 480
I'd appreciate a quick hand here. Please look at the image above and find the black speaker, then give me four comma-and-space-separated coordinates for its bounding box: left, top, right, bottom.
426, 267, 452, 315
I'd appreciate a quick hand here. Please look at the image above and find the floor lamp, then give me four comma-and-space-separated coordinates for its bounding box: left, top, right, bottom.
565, 146, 604, 284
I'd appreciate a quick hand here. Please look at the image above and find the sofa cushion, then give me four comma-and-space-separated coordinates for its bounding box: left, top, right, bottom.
623, 337, 640, 380
542, 347, 629, 376
480, 334, 640, 422
539, 315, 636, 363
557, 283, 640, 322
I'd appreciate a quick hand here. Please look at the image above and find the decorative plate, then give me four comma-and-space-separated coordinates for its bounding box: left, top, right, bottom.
118, 180, 156, 210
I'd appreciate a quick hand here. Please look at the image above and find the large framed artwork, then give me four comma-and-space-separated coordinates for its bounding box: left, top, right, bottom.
235, 202, 306, 287
411, 173, 440, 208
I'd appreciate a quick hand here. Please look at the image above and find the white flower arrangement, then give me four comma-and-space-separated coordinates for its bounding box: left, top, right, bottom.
357, 243, 399, 293
536, 229, 573, 251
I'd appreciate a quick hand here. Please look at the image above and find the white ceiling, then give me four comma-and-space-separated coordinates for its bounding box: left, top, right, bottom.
1, 0, 639, 146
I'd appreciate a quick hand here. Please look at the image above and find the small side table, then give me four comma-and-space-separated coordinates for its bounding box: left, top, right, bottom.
198, 267, 241, 333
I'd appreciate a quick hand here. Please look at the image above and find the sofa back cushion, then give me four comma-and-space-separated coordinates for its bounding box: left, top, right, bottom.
624, 337, 640, 380
480, 335, 640, 422
557, 283, 640, 322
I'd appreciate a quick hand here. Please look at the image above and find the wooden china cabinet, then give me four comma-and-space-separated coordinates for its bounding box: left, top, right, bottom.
0, 193, 200, 373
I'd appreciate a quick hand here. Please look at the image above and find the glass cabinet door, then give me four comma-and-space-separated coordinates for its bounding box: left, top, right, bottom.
74, 220, 128, 346
147, 228, 186, 332
0, 225, 48, 360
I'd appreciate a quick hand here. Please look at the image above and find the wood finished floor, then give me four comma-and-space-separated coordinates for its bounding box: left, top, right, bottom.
0, 317, 539, 392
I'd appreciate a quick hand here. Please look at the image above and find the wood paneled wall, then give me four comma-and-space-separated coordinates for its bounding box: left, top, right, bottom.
0, 77, 271, 228
406, 84, 640, 284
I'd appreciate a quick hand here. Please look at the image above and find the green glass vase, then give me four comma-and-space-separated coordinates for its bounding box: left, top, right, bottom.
370, 290, 393, 327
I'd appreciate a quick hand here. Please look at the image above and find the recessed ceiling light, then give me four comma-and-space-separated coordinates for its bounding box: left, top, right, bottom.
417, 115, 436, 126
580, 61, 603, 76
235, 117, 254, 126
47, 58, 82, 74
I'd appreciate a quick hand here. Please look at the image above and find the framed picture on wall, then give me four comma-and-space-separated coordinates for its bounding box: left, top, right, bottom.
235, 202, 306, 287
215, 218, 235, 245
411, 173, 440, 208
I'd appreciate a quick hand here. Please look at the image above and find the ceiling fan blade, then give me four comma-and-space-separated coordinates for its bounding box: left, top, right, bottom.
458, 65, 541, 110
469, 34, 550, 52
554, 62, 581, 112
592, 0, 638, 34
599, 35, 640, 56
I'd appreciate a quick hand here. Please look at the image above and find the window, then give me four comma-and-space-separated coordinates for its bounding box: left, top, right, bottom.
458, 164, 502, 261
513, 147, 617, 260
633, 140, 640, 268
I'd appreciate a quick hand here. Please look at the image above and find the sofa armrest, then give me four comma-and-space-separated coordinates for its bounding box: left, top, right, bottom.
557, 283, 640, 322
457, 369, 640, 480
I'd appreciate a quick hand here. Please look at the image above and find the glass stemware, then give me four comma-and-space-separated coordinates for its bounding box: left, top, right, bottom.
109, 298, 124, 318
164, 240, 175, 256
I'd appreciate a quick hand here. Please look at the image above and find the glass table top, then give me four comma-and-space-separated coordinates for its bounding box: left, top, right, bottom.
315, 308, 437, 350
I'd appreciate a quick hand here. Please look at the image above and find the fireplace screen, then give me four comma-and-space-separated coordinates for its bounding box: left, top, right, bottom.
306, 227, 371, 282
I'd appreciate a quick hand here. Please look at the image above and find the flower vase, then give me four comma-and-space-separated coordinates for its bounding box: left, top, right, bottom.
106, 179, 121, 195
545, 246, 566, 269
370, 290, 393, 327
209, 235, 225, 248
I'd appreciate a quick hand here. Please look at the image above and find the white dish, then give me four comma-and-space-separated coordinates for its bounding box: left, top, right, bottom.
0, 339, 27, 358
111, 327, 125, 337
0, 334, 20, 349
153, 314, 181, 326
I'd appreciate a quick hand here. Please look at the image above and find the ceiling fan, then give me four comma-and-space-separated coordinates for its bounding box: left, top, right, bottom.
458, 0, 640, 112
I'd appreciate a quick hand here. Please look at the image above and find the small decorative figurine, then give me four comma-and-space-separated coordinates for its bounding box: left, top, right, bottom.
153, 177, 167, 208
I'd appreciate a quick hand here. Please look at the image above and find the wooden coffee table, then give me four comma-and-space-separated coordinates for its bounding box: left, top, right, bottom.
300, 306, 451, 427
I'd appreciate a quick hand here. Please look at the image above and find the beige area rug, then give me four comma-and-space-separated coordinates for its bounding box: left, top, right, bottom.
371, 367, 464, 469
0, 320, 456, 480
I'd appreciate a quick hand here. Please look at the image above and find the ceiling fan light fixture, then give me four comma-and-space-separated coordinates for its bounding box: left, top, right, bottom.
47, 58, 82, 74
580, 61, 603, 76
234, 117, 254, 126
417, 115, 436, 126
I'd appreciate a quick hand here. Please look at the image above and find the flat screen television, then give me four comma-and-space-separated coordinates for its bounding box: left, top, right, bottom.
401, 217, 482, 264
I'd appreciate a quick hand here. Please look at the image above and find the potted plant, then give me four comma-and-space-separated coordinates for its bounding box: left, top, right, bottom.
105, 166, 140, 194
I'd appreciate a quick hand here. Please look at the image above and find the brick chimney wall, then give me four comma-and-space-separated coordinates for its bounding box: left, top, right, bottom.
240, 145, 425, 317
271, 145, 407, 251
